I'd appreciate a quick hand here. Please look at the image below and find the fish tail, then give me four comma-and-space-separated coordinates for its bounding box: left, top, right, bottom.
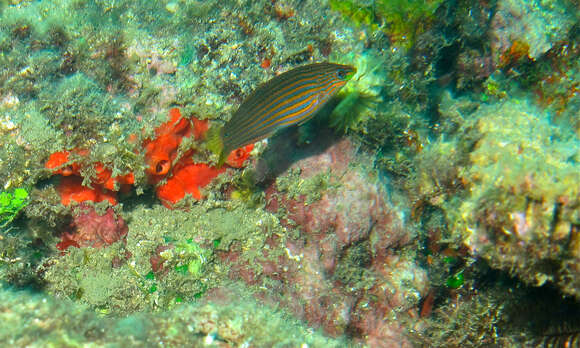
206, 125, 227, 166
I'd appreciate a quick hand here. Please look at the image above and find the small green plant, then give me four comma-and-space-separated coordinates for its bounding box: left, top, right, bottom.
174, 239, 211, 277
0, 187, 29, 228
446, 270, 464, 289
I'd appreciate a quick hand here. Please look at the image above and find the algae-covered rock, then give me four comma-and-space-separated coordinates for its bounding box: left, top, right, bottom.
452, 100, 579, 297
490, 0, 577, 60
259, 132, 426, 345
0, 284, 348, 347
0, 104, 63, 188
38, 73, 122, 146
41, 200, 289, 313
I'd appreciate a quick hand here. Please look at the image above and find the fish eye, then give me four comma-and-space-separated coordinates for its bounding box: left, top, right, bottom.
336, 69, 346, 79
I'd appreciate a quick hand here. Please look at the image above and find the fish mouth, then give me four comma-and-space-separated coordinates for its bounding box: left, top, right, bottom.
345, 66, 357, 80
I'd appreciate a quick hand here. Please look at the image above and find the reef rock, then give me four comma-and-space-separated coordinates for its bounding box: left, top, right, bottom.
256, 131, 425, 345
419, 99, 580, 299
490, 0, 575, 60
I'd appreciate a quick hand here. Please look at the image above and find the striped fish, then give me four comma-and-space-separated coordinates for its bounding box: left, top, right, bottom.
209, 62, 356, 163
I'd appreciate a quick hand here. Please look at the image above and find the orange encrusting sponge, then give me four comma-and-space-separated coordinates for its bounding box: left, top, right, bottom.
45, 149, 134, 206
156, 162, 226, 207
57, 176, 117, 206
45, 107, 253, 209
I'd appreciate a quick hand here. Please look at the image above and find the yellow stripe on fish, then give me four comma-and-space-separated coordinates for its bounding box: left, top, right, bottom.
208, 62, 356, 164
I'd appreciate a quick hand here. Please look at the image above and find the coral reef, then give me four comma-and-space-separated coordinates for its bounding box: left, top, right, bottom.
43, 107, 253, 208
39, 199, 288, 311
156, 162, 225, 205
44, 149, 134, 206
0, 0, 578, 346
140, 107, 232, 206
56, 176, 118, 206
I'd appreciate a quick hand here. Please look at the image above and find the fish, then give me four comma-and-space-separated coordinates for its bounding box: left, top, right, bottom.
208, 62, 356, 164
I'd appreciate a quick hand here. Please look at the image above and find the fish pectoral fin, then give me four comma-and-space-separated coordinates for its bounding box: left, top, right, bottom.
206, 126, 224, 155
216, 151, 227, 167
206, 126, 227, 167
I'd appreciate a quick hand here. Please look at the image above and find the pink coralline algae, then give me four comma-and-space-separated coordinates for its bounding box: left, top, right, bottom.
266, 138, 411, 274
231, 135, 428, 345
56, 204, 128, 250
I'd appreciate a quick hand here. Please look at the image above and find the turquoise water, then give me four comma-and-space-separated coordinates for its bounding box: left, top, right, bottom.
0, 0, 578, 346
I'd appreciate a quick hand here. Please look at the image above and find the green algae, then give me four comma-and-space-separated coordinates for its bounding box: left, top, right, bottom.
0, 188, 28, 228
329, 0, 378, 30
330, 0, 445, 48
446, 270, 464, 289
